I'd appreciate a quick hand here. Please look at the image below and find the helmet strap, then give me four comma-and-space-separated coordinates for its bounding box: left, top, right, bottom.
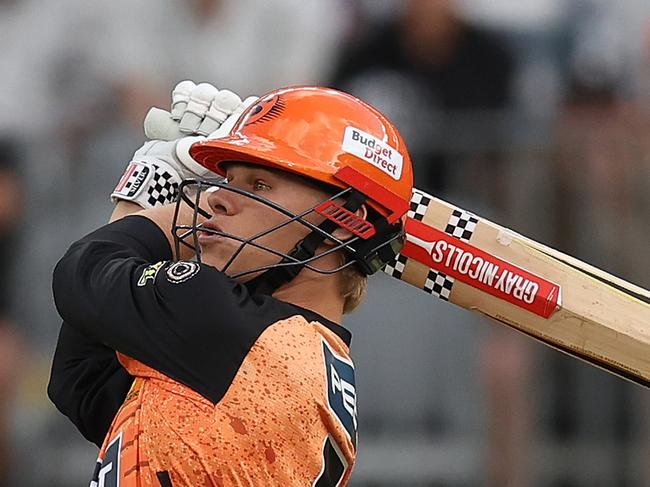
246, 190, 367, 296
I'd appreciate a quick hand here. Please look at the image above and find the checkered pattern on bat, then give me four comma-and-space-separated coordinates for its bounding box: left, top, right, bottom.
385, 191, 481, 301
147, 165, 179, 207
425, 208, 478, 300
408, 189, 432, 221
382, 190, 431, 279
445, 209, 479, 241
423, 270, 455, 300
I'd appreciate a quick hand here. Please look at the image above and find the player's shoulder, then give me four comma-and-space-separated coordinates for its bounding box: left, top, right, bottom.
278, 302, 352, 349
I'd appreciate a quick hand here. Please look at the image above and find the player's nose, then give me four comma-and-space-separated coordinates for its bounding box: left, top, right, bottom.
205, 189, 228, 216
205, 185, 236, 216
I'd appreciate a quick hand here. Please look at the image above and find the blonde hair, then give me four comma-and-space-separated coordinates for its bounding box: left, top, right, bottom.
340, 265, 368, 314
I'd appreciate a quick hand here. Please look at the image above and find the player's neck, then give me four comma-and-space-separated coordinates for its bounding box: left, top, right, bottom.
272, 269, 344, 325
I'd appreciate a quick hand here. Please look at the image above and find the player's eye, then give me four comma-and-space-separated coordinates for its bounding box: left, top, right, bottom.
253, 179, 271, 191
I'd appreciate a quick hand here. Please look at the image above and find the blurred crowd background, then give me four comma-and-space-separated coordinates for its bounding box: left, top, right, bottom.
1, 0, 650, 485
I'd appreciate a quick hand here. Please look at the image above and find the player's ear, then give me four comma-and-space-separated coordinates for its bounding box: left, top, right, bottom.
329, 204, 368, 243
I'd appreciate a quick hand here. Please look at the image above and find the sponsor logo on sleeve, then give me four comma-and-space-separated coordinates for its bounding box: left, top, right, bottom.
137, 261, 165, 287
342, 126, 403, 180
165, 261, 200, 284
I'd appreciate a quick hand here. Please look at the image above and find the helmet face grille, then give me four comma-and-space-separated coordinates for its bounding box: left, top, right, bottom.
172, 178, 361, 278
171, 178, 406, 292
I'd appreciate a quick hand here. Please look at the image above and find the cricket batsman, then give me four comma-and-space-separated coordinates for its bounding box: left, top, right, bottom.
49, 82, 414, 486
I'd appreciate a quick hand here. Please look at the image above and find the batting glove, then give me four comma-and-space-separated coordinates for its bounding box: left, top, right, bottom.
111, 81, 258, 209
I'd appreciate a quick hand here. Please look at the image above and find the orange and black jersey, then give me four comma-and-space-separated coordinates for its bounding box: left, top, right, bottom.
50, 215, 357, 486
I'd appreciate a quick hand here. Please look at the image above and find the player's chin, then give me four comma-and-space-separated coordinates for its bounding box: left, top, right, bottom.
198, 246, 233, 271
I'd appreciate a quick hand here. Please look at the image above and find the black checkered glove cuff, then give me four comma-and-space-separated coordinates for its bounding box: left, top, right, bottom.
111, 157, 182, 209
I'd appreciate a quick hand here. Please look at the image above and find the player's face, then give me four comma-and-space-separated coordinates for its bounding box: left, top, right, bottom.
198, 163, 335, 279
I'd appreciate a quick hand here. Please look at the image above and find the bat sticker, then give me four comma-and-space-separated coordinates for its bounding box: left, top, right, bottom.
403, 218, 562, 318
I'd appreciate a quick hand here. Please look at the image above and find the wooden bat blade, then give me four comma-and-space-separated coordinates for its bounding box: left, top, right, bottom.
383, 188, 650, 386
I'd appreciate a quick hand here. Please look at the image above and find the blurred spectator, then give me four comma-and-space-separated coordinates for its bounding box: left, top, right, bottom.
552, 76, 650, 289
161, 0, 347, 95
4, 1, 352, 484
544, 30, 650, 483
0, 0, 67, 136
332, 0, 514, 201
0, 138, 24, 485
48, 0, 348, 132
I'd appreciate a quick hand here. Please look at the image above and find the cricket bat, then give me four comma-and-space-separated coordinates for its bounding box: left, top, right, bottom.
383, 188, 650, 387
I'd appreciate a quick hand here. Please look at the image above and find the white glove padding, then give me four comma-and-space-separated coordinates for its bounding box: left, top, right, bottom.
144, 81, 258, 141
178, 82, 219, 134
192, 89, 244, 135
171, 80, 196, 121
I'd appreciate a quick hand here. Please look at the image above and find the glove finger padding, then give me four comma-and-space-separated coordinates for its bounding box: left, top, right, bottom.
171, 80, 197, 121
179, 83, 220, 134
197, 90, 243, 136
144, 108, 183, 141
115, 83, 257, 209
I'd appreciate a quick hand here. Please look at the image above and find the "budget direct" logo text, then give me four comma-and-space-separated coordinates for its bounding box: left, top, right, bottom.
342, 127, 403, 180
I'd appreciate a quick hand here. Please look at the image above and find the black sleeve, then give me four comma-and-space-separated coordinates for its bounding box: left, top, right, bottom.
48, 322, 134, 447
52, 215, 343, 404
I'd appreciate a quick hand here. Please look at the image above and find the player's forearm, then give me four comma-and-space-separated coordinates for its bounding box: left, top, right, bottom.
109, 200, 142, 222
53, 216, 173, 331
110, 201, 177, 253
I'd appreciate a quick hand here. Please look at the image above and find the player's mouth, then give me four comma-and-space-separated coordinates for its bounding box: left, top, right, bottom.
197, 221, 225, 245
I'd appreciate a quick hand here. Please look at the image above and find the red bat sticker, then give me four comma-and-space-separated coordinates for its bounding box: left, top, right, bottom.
403, 218, 562, 318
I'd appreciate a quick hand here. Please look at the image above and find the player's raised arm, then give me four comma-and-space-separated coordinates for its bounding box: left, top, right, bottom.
48, 82, 255, 439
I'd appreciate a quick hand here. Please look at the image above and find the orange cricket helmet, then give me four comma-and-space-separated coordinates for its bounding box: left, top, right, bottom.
189, 86, 414, 224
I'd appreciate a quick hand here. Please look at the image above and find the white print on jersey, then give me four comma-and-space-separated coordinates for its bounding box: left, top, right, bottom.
90, 432, 122, 487
330, 365, 357, 431
322, 339, 357, 448
341, 126, 403, 180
